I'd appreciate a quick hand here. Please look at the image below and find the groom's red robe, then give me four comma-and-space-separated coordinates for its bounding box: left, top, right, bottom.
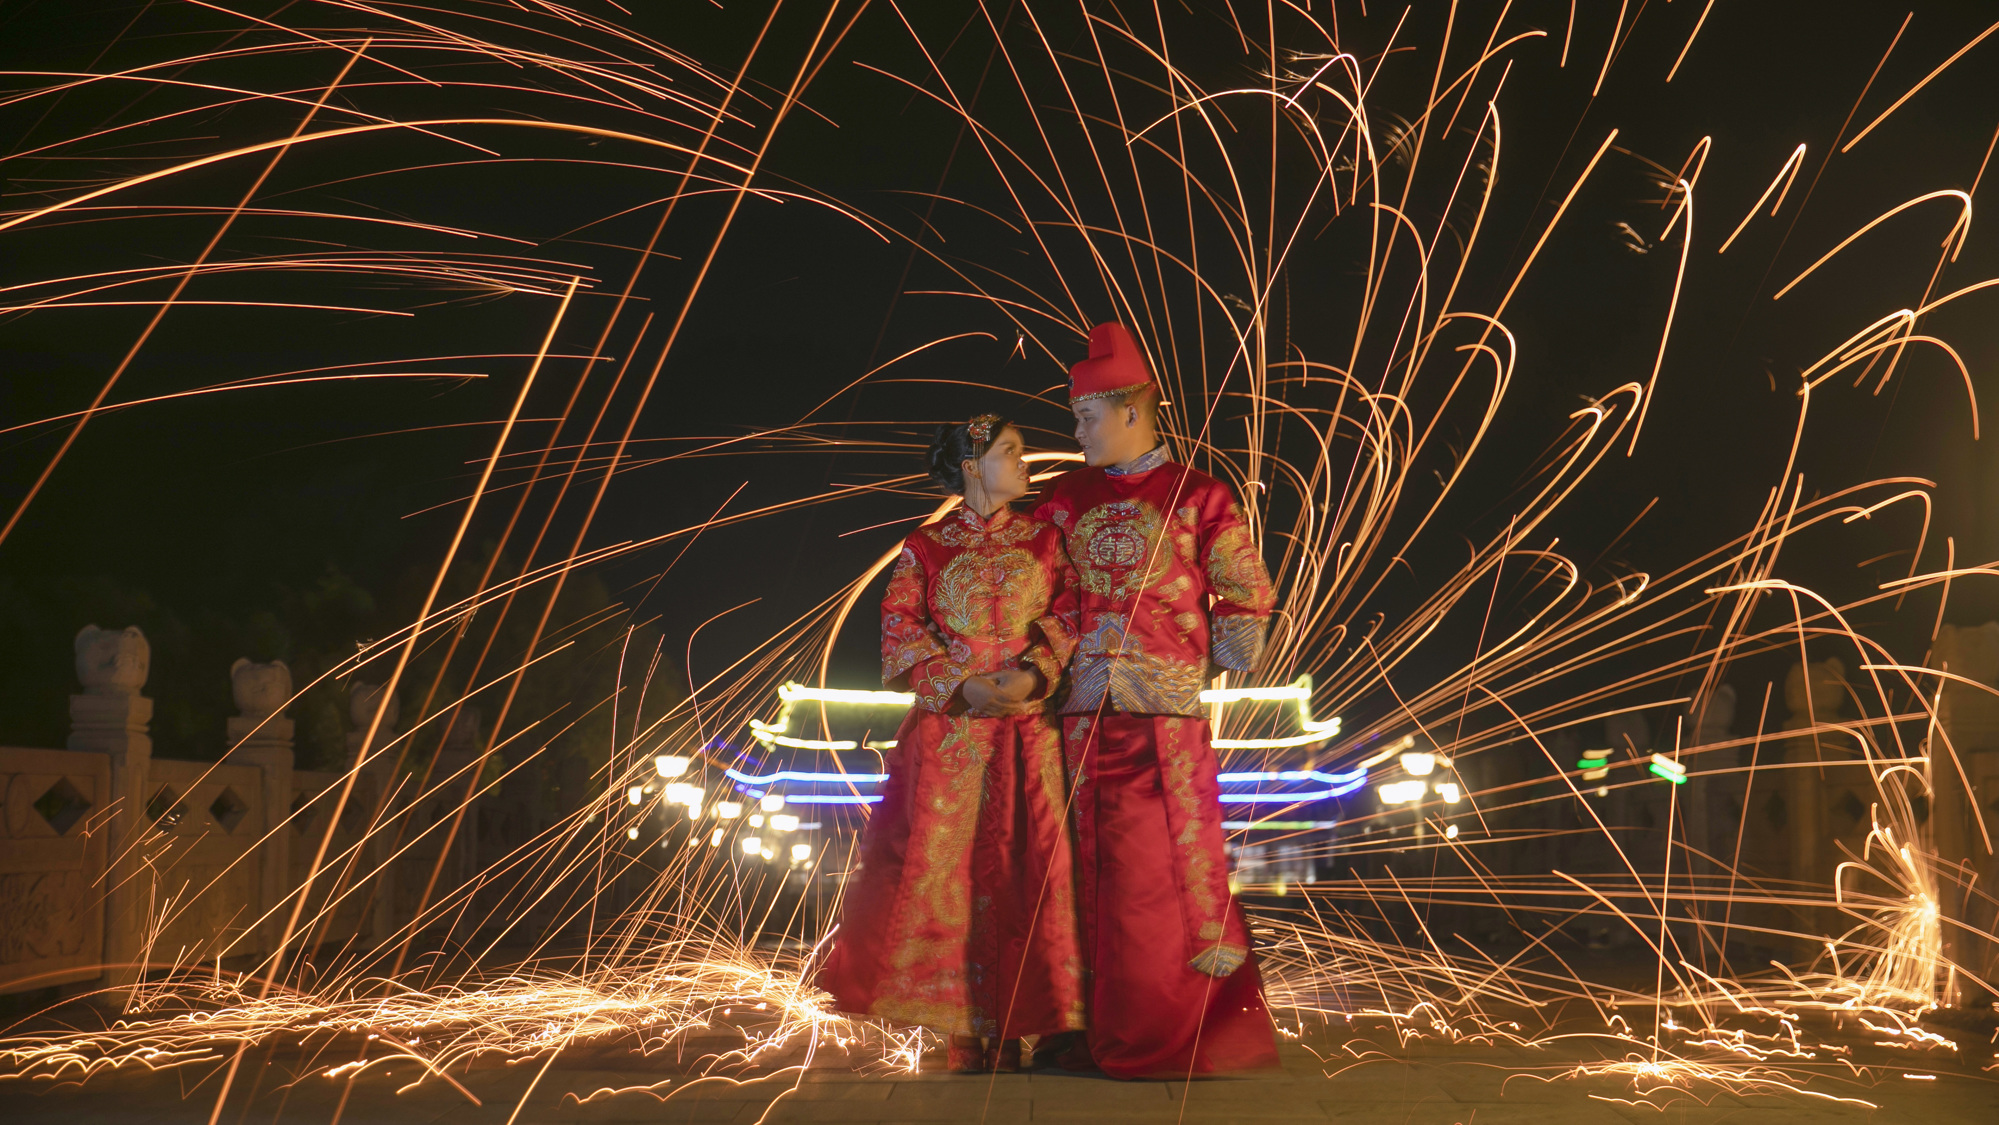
1034, 444, 1281, 1078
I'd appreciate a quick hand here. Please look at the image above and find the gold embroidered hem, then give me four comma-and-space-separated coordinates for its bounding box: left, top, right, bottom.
1210, 613, 1268, 673
1070, 383, 1150, 404
1188, 943, 1248, 977
1062, 651, 1210, 716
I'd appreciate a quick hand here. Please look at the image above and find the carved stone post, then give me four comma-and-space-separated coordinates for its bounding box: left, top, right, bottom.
69, 626, 152, 1006
346, 682, 400, 946
226, 659, 294, 953
345, 681, 400, 771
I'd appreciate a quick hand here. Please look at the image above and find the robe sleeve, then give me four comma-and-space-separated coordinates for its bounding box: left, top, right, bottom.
1200, 485, 1276, 673
1029, 476, 1072, 532
881, 541, 970, 710
1018, 535, 1081, 698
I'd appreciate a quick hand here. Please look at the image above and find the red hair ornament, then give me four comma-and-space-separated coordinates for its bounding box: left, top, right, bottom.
966, 413, 1002, 444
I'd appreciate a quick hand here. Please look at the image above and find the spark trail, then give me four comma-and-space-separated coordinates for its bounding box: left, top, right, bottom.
2, 1, 1996, 1119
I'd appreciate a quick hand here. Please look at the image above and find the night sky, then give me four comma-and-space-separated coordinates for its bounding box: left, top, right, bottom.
2, 1, 1995, 765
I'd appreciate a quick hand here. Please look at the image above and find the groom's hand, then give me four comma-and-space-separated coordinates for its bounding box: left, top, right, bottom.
961, 670, 1039, 716
960, 674, 1003, 715
988, 668, 1039, 704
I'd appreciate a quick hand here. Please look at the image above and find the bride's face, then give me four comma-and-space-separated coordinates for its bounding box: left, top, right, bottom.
965, 425, 1030, 505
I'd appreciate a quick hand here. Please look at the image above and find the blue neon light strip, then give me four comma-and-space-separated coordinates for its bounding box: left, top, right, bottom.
725, 767, 890, 786
1216, 775, 1368, 803
778, 793, 883, 805
1216, 769, 1364, 785
1212, 767, 1366, 803
731, 767, 1362, 806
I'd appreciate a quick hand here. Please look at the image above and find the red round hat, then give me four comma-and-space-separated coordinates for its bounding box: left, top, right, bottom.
1067, 321, 1154, 403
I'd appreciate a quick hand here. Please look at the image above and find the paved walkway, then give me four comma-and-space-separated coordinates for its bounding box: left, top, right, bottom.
4, 1016, 1996, 1124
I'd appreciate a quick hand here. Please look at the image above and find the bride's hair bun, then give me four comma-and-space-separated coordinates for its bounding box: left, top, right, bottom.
926, 415, 1010, 495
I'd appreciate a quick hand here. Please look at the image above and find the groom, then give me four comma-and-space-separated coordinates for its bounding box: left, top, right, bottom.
1031, 321, 1280, 1077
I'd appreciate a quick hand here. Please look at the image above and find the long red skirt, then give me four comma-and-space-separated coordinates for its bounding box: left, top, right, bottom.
817, 709, 1085, 1038
1063, 713, 1279, 1078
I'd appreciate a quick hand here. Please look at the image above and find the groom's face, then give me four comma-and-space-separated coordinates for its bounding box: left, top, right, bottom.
1073, 397, 1145, 467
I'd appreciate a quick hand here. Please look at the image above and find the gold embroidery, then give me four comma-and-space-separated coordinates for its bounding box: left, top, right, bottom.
1064, 716, 1093, 795
1062, 650, 1209, 715
882, 547, 948, 685
1189, 942, 1246, 977
1205, 521, 1275, 613
1158, 718, 1221, 929
994, 519, 1038, 545
932, 547, 1049, 641
1073, 499, 1171, 601
874, 715, 994, 1033
937, 506, 1041, 548
1210, 613, 1267, 673
1153, 573, 1192, 605
1021, 612, 1077, 695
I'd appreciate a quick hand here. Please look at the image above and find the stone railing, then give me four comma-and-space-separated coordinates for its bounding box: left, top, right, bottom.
0, 626, 485, 999
0, 746, 111, 993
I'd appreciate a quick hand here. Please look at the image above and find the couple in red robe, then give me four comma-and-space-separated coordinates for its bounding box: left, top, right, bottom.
818, 324, 1281, 1079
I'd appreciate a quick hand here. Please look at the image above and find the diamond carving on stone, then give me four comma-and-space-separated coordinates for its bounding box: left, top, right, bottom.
1833, 789, 1868, 831
209, 787, 249, 834
147, 785, 186, 828
291, 789, 318, 835
32, 777, 92, 836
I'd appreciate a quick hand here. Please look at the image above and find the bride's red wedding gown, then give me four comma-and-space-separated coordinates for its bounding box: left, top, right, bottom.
817, 504, 1086, 1041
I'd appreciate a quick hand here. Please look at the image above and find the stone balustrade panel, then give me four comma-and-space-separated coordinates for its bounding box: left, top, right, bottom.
0, 747, 110, 995
287, 768, 383, 948
141, 758, 267, 963
390, 752, 483, 932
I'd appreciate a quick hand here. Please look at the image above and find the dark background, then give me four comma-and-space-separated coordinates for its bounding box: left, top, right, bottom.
2, 0, 1995, 772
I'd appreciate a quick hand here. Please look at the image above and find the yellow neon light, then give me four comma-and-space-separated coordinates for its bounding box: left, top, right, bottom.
748, 720, 858, 751
1357, 734, 1416, 770
1206, 675, 1339, 748
1212, 726, 1340, 749
1378, 780, 1425, 804
1201, 685, 1311, 702
777, 683, 916, 706
749, 675, 1340, 753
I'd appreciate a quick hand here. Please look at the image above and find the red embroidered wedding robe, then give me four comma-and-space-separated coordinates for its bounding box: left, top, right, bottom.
1033, 444, 1281, 1077
817, 504, 1086, 1040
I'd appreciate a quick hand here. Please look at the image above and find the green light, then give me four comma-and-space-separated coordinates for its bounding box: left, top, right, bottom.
1647, 761, 1687, 785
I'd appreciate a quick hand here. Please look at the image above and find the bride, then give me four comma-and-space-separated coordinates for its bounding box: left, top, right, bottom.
816, 413, 1084, 1072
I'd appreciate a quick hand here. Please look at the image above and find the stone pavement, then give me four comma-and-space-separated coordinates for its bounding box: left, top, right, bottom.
4, 1021, 1997, 1124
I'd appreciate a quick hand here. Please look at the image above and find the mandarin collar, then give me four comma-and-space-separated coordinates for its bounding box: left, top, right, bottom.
1106, 443, 1171, 477
953, 502, 1014, 533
